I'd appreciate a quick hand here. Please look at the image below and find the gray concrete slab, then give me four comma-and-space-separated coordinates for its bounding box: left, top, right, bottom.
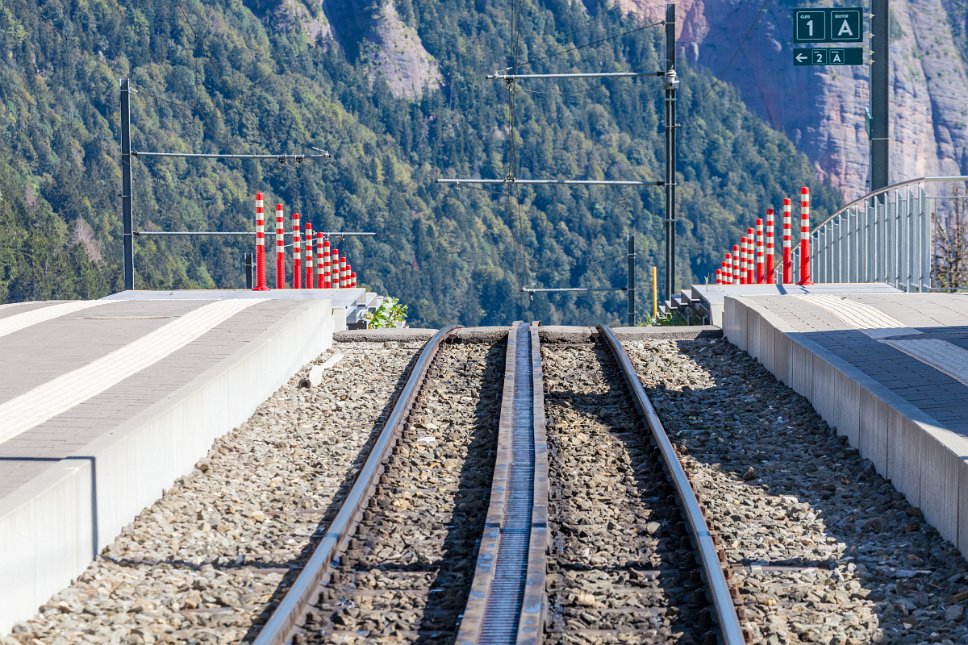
723, 292, 968, 558
0, 297, 342, 634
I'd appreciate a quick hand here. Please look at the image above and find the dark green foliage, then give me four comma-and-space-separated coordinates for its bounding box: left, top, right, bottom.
0, 0, 841, 325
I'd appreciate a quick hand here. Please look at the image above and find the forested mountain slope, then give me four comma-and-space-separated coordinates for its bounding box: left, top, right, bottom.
0, 0, 839, 325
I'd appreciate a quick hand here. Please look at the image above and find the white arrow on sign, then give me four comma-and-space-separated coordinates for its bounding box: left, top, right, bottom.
795, 52, 808, 62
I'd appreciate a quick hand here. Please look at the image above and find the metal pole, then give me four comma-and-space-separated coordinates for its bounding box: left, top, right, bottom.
664, 3, 678, 301
627, 234, 635, 326
871, 0, 889, 194
244, 252, 254, 289
652, 265, 658, 320
120, 78, 134, 290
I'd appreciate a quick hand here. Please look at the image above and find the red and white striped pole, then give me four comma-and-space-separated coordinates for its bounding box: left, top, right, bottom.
755, 218, 765, 284
765, 207, 776, 284
292, 213, 302, 289
799, 187, 812, 285
738, 238, 747, 285
331, 248, 341, 288
350, 271, 357, 287
340, 255, 348, 288
322, 238, 332, 288
731, 244, 741, 284
723, 253, 732, 284
253, 194, 269, 291
715, 268, 723, 285
745, 228, 756, 284
275, 204, 285, 289
304, 222, 314, 289
348, 264, 356, 288
782, 199, 793, 284
316, 232, 325, 289
747, 236, 755, 284
745, 236, 755, 285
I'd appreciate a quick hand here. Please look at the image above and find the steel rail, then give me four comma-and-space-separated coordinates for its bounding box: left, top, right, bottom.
456, 322, 548, 644
252, 325, 459, 645
598, 325, 745, 645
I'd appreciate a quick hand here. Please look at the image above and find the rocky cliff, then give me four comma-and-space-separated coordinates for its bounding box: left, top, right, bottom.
264, 0, 442, 99
615, 0, 968, 200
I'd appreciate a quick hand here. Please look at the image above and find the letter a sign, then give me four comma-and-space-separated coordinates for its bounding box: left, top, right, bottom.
794, 8, 863, 43
830, 10, 862, 42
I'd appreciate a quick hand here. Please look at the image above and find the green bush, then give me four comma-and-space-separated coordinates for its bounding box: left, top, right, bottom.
365, 296, 408, 329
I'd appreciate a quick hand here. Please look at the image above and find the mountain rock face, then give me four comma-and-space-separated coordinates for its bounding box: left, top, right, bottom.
321, 0, 441, 98
615, 0, 968, 200
262, 0, 442, 98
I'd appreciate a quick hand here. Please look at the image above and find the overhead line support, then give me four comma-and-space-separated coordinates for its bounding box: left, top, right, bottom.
664, 2, 678, 304
488, 71, 664, 80
118, 78, 333, 290
436, 178, 662, 186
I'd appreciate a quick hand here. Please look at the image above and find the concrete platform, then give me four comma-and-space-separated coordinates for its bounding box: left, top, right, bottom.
693, 282, 902, 327
0, 293, 342, 634
723, 291, 968, 557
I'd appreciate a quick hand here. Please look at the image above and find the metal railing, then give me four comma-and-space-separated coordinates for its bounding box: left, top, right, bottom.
791, 176, 968, 291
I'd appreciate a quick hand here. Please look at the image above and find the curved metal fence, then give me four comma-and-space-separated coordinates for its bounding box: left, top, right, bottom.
792, 176, 968, 291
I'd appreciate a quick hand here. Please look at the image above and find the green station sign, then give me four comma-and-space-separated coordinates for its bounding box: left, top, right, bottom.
794, 8, 863, 43
793, 47, 864, 65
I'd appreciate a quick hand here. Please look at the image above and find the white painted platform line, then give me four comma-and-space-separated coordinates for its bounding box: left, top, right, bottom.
796, 294, 968, 388
0, 299, 264, 445
0, 301, 117, 340
884, 339, 968, 388
799, 294, 914, 338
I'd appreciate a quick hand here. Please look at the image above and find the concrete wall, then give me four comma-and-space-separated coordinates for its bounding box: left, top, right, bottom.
723, 296, 968, 559
0, 300, 339, 634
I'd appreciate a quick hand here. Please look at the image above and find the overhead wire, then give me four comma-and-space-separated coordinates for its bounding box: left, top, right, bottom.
505, 0, 534, 307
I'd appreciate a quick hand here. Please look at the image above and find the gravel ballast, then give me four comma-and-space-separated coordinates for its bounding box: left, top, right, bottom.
541, 341, 712, 643
4, 340, 426, 644
624, 337, 968, 644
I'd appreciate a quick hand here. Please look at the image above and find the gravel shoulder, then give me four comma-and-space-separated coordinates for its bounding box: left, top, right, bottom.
4, 340, 425, 644
624, 338, 968, 644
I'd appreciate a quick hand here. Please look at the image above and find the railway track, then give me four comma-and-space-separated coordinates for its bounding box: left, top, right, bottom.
253, 324, 743, 644
540, 327, 743, 644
